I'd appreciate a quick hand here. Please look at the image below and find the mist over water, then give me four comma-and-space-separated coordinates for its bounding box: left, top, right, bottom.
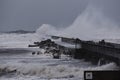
36, 4, 120, 40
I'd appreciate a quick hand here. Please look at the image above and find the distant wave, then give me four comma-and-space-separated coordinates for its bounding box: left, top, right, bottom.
0, 33, 39, 48
5, 30, 35, 34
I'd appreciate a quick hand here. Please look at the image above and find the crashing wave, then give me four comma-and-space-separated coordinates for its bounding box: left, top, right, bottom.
0, 62, 118, 79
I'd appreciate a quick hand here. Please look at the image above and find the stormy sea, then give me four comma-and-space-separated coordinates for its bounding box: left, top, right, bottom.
1, 4, 120, 80
0, 31, 119, 80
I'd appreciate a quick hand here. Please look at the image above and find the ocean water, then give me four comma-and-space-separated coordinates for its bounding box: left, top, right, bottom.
0, 33, 119, 80
0, 1, 120, 79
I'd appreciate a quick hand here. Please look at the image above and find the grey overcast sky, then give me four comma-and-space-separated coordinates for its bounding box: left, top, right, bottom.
0, 0, 120, 31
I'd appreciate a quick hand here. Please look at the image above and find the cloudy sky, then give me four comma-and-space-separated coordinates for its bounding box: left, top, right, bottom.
0, 0, 120, 31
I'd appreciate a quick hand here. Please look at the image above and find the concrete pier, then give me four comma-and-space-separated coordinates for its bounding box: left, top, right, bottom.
28, 36, 120, 66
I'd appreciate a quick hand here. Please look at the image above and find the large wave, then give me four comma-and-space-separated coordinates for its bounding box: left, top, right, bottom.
1, 3, 120, 48
61, 6, 120, 40
36, 5, 120, 40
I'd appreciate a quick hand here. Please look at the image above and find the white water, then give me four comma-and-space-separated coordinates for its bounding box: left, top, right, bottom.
0, 2, 120, 80
0, 48, 119, 80
0, 32, 119, 80
0, 33, 40, 48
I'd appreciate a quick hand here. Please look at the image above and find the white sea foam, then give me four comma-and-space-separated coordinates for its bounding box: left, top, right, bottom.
0, 60, 118, 80
0, 50, 119, 80
0, 33, 40, 48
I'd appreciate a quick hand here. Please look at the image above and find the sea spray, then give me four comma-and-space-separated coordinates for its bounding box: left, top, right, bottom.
35, 5, 120, 40
36, 24, 58, 38
59, 5, 120, 40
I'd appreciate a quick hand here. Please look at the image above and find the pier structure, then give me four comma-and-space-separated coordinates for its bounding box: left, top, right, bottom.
29, 36, 120, 66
